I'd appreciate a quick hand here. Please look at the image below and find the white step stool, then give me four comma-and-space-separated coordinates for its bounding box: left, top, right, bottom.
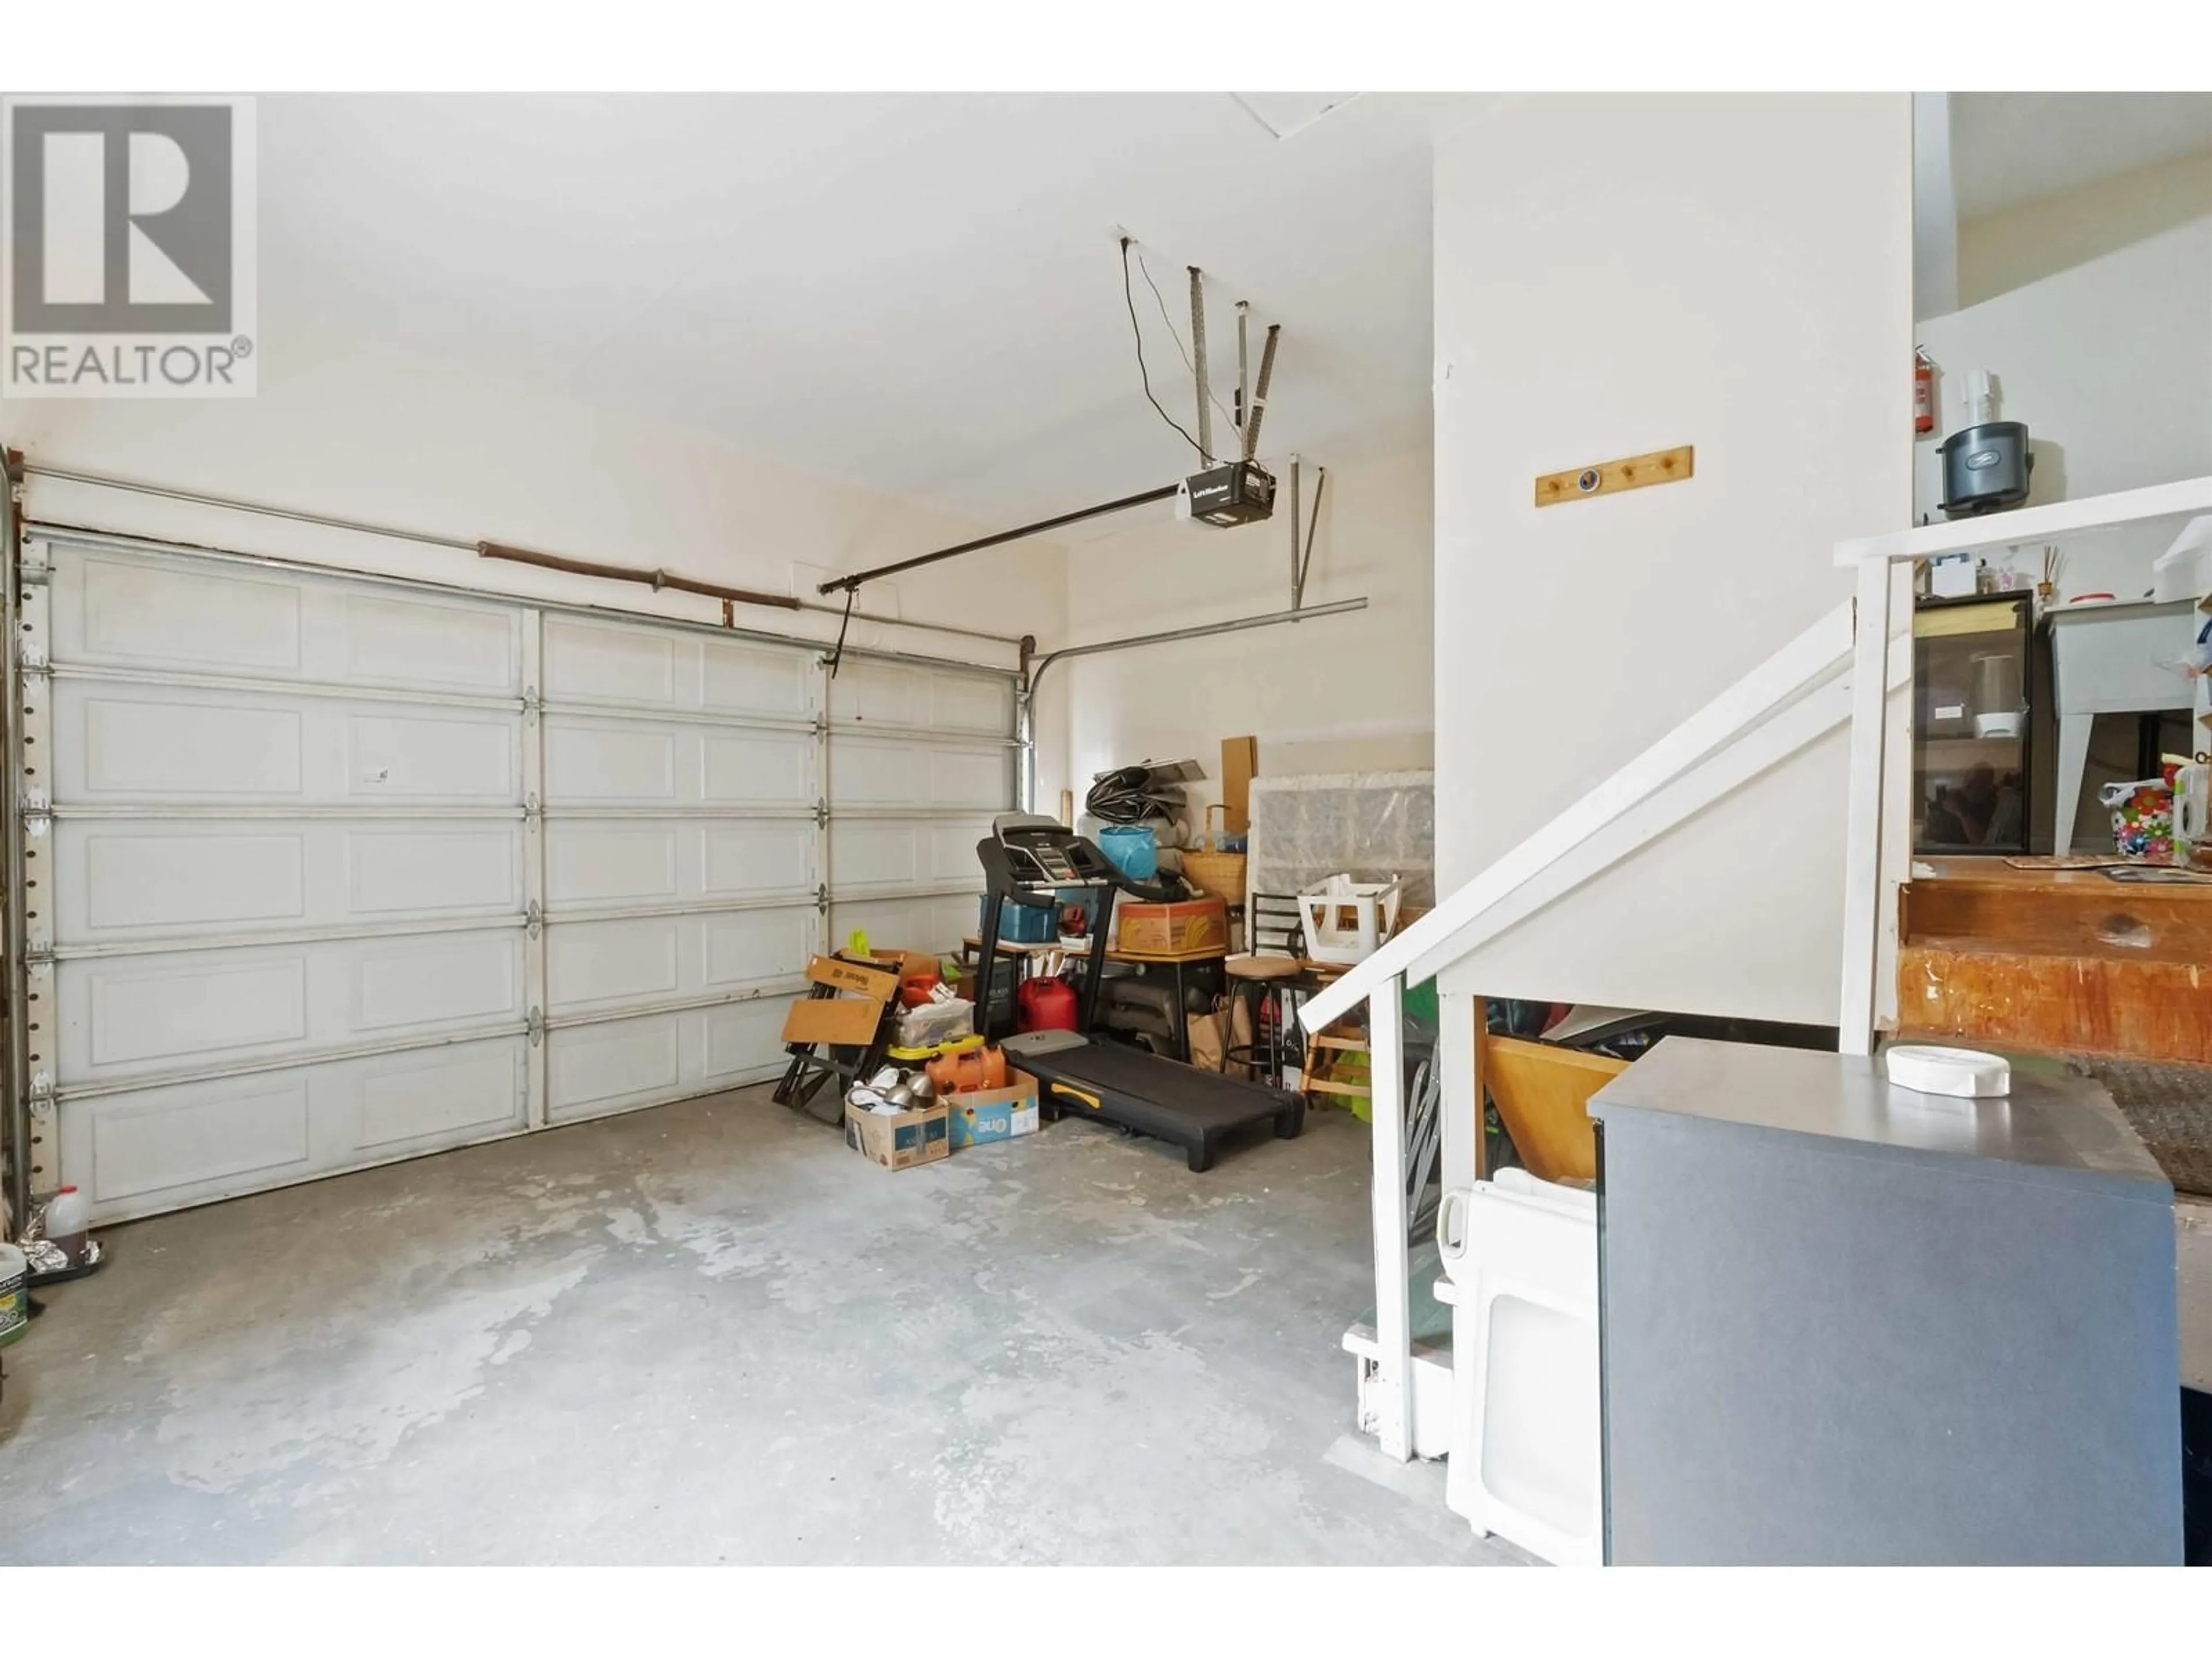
1434, 1169, 1603, 1565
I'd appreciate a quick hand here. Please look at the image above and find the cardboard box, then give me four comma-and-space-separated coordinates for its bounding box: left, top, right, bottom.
946, 1067, 1043, 1149
844, 1100, 950, 1171
1115, 895, 1228, 957
785, 951, 910, 1048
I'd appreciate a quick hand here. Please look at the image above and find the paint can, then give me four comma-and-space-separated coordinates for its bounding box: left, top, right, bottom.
0, 1242, 28, 1350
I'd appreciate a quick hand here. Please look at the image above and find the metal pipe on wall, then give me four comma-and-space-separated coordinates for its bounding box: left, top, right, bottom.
18, 460, 1028, 653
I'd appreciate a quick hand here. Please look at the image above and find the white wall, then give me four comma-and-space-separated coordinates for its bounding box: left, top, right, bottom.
1918, 153, 2212, 600
1058, 444, 1434, 831
1431, 93, 1913, 1025
3, 313, 1071, 808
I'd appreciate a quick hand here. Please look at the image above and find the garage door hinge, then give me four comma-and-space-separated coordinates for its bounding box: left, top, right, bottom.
18, 787, 51, 837
522, 793, 542, 825
528, 1006, 545, 1046
815, 883, 830, 914
26, 1069, 55, 1111
814, 799, 830, 827
526, 900, 543, 940
23, 942, 54, 969
15, 636, 48, 677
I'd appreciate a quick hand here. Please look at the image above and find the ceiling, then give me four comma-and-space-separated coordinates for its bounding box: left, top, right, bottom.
1950, 92, 2212, 221
259, 93, 1500, 528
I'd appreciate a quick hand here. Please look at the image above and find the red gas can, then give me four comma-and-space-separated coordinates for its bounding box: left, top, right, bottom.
1017, 974, 1078, 1033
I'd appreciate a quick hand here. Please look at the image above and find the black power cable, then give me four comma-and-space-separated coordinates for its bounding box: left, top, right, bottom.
1120, 237, 1205, 459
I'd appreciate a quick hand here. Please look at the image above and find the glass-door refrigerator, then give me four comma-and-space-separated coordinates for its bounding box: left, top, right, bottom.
1912, 591, 2033, 855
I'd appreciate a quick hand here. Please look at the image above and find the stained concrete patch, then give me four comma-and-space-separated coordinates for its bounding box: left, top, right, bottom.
0, 1088, 1517, 1566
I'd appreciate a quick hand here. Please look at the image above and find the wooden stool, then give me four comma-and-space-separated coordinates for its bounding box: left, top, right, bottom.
1222, 954, 1301, 1086
1297, 963, 1370, 1108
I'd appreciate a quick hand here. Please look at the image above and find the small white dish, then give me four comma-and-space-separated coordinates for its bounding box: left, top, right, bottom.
1885, 1045, 2010, 1098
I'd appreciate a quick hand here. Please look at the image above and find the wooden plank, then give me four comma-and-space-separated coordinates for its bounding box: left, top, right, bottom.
1534, 444, 1693, 509
1902, 865, 2212, 965
1897, 944, 2212, 1065
1221, 734, 1259, 836
1914, 601, 2024, 639
782, 995, 888, 1048
805, 955, 897, 999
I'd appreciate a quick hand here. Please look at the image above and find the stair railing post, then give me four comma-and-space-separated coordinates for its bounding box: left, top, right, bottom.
1839, 555, 1894, 1055
1368, 971, 1414, 1460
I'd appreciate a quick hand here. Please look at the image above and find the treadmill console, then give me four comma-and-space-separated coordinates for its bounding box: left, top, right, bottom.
982, 812, 1115, 895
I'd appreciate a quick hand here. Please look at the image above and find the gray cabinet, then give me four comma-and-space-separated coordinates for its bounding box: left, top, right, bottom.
1589, 1037, 2181, 1565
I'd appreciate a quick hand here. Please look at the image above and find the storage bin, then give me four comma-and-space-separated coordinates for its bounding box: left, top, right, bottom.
980, 893, 1057, 944
893, 996, 974, 1050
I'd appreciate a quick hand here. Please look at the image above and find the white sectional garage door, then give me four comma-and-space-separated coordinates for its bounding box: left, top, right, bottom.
18, 529, 1016, 1222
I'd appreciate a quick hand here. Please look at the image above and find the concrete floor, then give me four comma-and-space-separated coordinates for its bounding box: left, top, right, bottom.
0, 1088, 1518, 1565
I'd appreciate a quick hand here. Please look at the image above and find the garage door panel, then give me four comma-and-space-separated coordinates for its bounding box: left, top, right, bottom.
79, 692, 302, 797
829, 817, 991, 895
546, 916, 681, 1011
701, 908, 817, 991
60, 1037, 529, 1222
702, 822, 814, 900
546, 905, 813, 1014
830, 736, 1006, 809
56, 820, 521, 944
547, 1014, 683, 1122
346, 711, 518, 800
75, 825, 308, 935
347, 825, 521, 918
699, 638, 819, 719
352, 930, 522, 1033
700, 729, 816, 807
340, 592, 521, 693
544, 719, 678, 804
544, 716, 814, 809
70, 552, 304, 674
56, 680, 522, 807
547, 822, 680, 906
828, 661, 1012, 736
544, 616, 819, 719
547, 996, 796, 1126
545, 819, 816, 911
546, 618, 677, 704
56, 928, 525, 1086
75, 1075, 313, 1212
56, 548, 521, 694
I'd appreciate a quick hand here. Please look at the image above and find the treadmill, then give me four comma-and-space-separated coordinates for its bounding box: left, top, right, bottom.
976, 813, 1304, 1171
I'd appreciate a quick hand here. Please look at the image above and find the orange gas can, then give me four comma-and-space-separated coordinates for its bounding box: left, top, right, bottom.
926, 1043, 1008, 1096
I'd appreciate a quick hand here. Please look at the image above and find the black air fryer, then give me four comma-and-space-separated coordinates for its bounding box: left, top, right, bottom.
1938, 421, 2032, 517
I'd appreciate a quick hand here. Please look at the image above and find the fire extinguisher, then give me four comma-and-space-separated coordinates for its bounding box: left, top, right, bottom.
1914, 347, 1936, 435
